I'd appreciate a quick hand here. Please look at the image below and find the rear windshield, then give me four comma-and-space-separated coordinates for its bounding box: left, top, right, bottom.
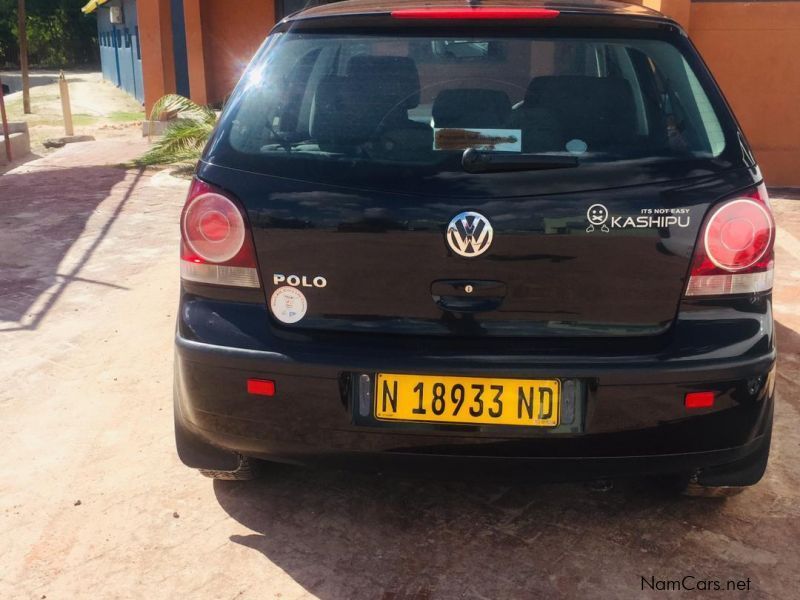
208, 29, 733, 185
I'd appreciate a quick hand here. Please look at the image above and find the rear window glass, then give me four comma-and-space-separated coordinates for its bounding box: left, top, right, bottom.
214, 31, 729, 178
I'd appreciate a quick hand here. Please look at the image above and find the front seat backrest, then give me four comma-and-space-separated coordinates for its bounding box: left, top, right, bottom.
345, 55, 422, 129
310, 57, 427, 151
432, 89, 512, 129
309, 75, 351, 149
524, 76, 638, 149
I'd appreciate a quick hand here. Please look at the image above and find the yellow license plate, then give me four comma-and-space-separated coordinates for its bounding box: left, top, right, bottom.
375, 374, 560, 427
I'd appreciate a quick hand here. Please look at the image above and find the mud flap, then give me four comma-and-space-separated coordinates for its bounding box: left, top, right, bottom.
697, 406, 773, 488
174, 388, 241, 472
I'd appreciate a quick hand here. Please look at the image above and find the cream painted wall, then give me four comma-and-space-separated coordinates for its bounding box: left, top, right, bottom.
630, 0, 799, 186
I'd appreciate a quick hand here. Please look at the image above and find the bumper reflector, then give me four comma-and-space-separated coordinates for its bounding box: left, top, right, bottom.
684, 267, 773, 296
181, 261, 260, 288
685, 391, 715, 409
247, 379, 276, 396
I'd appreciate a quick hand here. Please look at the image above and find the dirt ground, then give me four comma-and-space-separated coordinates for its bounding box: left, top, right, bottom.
1, 137, 799, 600
1, 71, 144, 161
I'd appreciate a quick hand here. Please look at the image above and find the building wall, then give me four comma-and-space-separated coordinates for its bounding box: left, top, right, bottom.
137, 0, 176, 115
138, 0, 273, 113
201, 1, 276, 105
97, 12, 119, 85
181, 1, 275, 107
690, 2, 800, 187
637, 0, 799, 187
96, 0, 144, 103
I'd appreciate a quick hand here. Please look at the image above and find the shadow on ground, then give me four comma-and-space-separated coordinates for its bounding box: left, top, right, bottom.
0, 165, 137, 330
215, 468, 748, 597
0, 73, 60, 95
0, 152, 44, 176
211, 320, 800, 598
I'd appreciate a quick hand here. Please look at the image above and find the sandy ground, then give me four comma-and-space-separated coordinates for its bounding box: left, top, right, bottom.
0, 139, 799, 599
1, 71, 144, 161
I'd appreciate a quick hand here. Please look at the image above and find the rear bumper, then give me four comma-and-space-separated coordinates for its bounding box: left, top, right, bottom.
176, 405, 771, 482
174, 314, 776, 479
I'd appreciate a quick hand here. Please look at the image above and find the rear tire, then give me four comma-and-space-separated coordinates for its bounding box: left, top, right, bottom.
682, 480, 747, 497
199, 455, 259, 480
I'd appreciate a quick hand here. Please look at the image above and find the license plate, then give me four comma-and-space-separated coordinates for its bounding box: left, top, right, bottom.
375, 374, 560, 427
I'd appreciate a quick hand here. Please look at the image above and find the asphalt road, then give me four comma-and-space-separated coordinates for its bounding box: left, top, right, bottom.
1, 141, 799, 599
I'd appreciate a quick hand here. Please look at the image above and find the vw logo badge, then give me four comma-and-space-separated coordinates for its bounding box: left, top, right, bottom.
446, 212, 494, 258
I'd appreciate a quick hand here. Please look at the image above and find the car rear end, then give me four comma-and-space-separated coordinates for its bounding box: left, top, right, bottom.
174, 1, 775, 488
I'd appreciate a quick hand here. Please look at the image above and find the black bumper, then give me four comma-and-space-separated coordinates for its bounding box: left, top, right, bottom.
173, 304, 776, 481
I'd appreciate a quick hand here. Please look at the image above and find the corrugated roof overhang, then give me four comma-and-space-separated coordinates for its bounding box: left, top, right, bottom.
82, 0, 111, 15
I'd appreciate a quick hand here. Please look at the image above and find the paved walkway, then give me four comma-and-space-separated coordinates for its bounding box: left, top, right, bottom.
1, 141, 799, 599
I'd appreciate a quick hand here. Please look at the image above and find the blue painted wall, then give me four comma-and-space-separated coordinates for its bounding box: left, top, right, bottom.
170, 0, 190, 97
96, 0, 144, 104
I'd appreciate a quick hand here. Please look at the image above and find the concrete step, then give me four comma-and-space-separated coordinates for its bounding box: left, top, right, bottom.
0, 122, 31, 165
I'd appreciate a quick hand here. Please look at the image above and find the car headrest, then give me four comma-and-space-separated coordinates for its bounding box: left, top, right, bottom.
309, 75, 354, 146
523, 76, 637, 145
310, 58, 423, 149
432, 89, 512, 129
345, 55, 421, 110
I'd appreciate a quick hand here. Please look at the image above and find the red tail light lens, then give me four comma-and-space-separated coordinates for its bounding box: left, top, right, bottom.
685, 184, 774, 297
704, 199, 772, 271
180, 179, 260, 288
184, 192, 246, 263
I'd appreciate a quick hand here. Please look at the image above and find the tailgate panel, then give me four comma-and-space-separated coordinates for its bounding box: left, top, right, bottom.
200, 165, 758, 338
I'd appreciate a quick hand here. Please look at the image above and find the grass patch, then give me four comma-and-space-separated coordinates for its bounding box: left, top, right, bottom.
109, 111, 144, 123
4, 98, 23, 114
73, 114, 98, 126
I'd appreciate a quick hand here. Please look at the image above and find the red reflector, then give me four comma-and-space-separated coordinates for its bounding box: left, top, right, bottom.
247, 379, 276, 396
391, 8, 560, 20
685, 392, 715, 409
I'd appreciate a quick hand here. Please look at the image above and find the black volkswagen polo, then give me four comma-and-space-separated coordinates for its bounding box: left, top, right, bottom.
174, 0, 776, 494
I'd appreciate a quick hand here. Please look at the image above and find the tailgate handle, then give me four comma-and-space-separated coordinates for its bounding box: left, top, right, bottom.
431, 280, 507, 313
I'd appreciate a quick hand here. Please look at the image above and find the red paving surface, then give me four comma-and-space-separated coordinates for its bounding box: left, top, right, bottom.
1, 140, 799, 599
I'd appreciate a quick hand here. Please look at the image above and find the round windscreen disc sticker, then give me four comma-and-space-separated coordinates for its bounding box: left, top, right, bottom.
566, 139, 588, 155
270, 286, 308, 324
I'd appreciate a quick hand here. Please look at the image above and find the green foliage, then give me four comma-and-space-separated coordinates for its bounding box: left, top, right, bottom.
72, 112, 97, 126
109, 110, 144, 122
136, 95, 218, 166
0, 1, 98, 68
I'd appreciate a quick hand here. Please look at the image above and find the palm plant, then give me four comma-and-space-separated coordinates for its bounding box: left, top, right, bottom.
136, 95, 217, 166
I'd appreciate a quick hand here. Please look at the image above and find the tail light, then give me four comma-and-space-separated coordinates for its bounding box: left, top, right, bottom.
685, 184, 774, 297
391, 8, 560, 20
180, 179, 260, 288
